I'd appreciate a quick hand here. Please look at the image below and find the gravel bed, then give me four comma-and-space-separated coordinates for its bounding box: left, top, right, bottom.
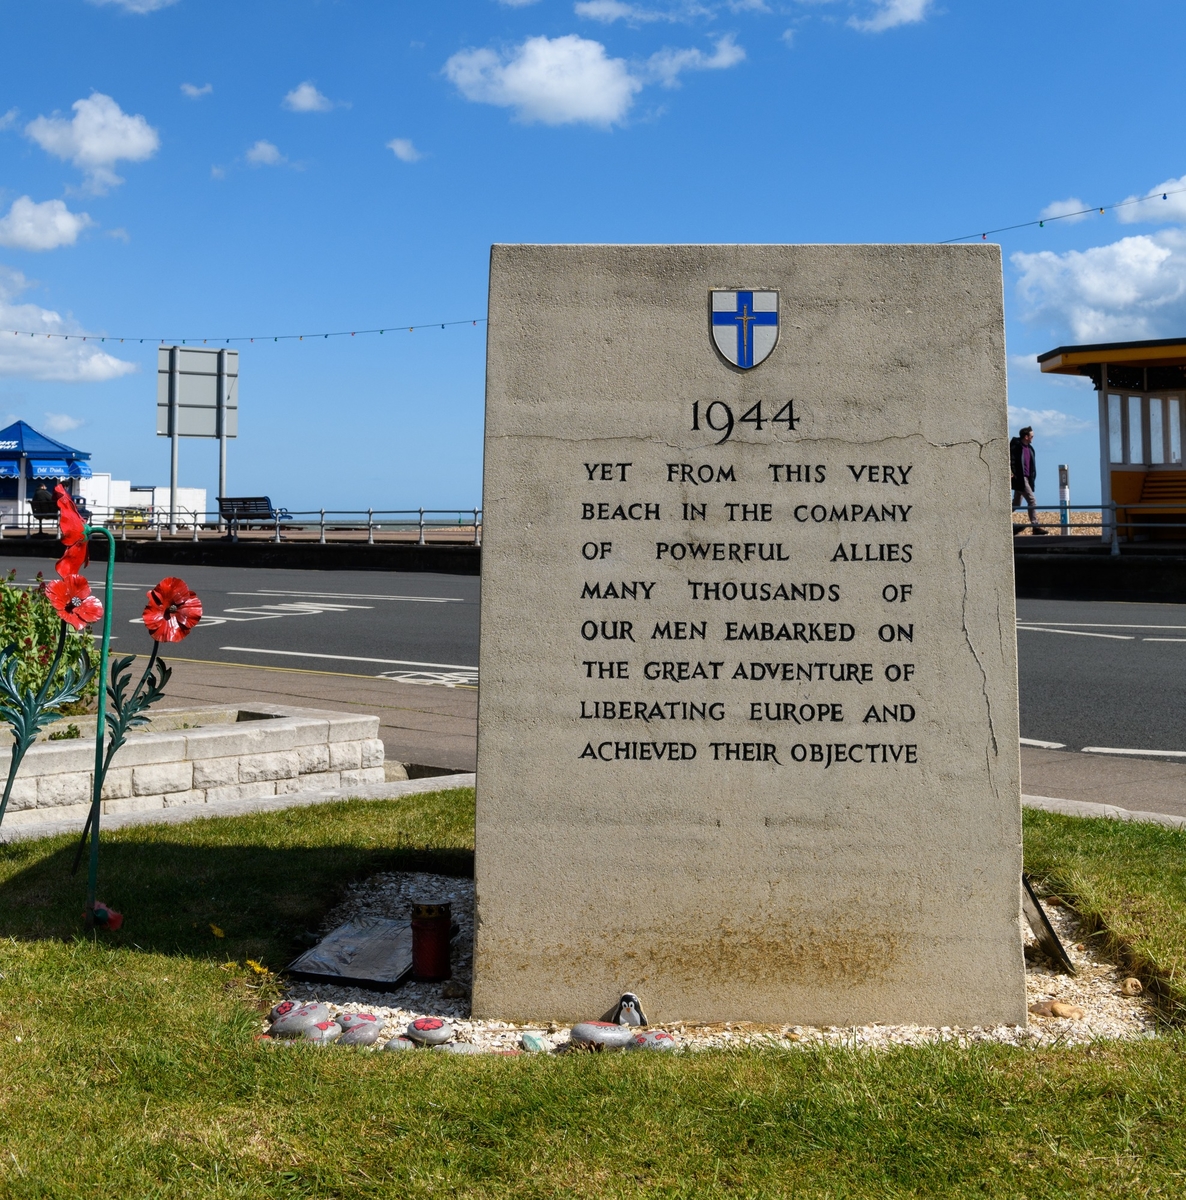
278, 872, 1159, 1053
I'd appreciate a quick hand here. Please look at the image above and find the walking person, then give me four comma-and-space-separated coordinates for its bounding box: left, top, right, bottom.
1010, 425, 1047, 535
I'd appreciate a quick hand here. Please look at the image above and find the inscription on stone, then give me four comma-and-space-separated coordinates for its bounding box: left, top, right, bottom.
475, 244, 1025, 1027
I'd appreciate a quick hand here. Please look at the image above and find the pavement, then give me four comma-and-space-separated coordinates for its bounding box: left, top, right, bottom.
160, 657, 477, 771
1021, 746, 1186, 821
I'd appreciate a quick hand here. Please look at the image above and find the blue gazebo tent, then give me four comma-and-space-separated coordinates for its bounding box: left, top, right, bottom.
0, 420, 92, 522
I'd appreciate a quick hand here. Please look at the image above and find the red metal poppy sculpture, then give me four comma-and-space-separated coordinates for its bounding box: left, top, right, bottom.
45, 575, 104, 630
143, 577, 203, 643
0, 485, 203, 930
53, 484, 89, 577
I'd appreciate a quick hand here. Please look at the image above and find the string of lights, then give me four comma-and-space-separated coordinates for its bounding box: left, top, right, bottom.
3, 183, 1185, 344
941, 186, 1186, 243
1, 316, 487, 346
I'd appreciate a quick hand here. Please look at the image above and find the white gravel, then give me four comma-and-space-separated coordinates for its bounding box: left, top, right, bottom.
278, 872, 1159, 1053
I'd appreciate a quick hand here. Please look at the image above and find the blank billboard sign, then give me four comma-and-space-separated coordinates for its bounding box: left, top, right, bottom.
156, 347, 238, 439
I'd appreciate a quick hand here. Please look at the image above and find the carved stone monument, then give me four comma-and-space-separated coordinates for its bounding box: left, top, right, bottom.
474, 244, 1026, 1027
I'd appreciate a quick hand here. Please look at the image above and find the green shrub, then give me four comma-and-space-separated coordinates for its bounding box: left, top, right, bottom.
0, 570, 97, 713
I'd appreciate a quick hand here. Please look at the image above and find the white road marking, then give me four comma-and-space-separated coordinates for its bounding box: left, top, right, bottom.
219, 646, 479, 672
1020, 737, 1066, 749
1143, 638, 1186, 643
1015, 626, 1134, 640
377, 670, 478, 688
1016, 622, 1186, 629
228, 589, 462, 603
1082, 746, 1186, 759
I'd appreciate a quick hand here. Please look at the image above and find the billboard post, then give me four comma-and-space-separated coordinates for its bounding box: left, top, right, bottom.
157, 346, 239, 533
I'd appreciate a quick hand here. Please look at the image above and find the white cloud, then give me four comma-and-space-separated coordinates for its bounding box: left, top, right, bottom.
283, 82, 333, 113
0, 198, 93, 252
1116, 173, 1186, 226
575, 1, 672, 22
181, 83, 213, 99
86, 0, 178, 11
1013, 231, 1186, 343
246, 139, 285, 166
1007, 406, 1094, 438
43, 412, 84, 433
387, 138, 423, 162
210, 165, 226, 180
849, 0, 931, 33
781, 28, 796, 46
445, 35, 642, 126
498, 0, 543, 6
647, 34, 745, 87
0, 109, 18, 131
1039, 197, 1090, 226
445, 31, 744, 124
25, 93, 159, 193
0, 267, 136, 383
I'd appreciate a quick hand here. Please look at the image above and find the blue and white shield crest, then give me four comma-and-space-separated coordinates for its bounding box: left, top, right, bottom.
710, 290, 779, 369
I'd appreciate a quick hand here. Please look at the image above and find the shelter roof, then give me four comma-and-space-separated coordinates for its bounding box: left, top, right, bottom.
0, 420, 90, 460
1039, 337, 1186, 375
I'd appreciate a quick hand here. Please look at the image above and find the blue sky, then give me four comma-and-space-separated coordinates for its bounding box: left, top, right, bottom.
0, 0, 1181, 512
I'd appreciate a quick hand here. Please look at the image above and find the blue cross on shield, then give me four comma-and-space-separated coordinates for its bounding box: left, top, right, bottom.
710, 290, 779, 369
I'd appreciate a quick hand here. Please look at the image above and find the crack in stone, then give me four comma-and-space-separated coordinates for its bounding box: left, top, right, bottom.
960, 542, 998, 758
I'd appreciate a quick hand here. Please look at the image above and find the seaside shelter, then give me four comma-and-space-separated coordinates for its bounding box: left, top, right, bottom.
1038, 337, 1186, 542
0, 420, 92, 526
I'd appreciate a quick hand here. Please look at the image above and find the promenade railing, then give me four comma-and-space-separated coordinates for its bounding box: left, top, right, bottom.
0, 506, 483, 546
1013, 502, 1186, 555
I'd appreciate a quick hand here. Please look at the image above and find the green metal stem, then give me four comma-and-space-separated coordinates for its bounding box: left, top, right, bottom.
84, 527, 115, 921
70, 641, 160, 876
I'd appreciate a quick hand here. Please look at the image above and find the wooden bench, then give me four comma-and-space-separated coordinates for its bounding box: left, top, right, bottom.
218, 496, 288, 541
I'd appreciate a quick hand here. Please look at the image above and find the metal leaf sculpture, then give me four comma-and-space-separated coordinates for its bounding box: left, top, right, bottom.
0, 623, 94, 829
71, 647, 171, 875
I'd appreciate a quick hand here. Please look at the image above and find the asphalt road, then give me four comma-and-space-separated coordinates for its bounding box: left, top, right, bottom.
1017, 597, 1186, 754
3, 551, 1180, 758
0, 555, 480, 687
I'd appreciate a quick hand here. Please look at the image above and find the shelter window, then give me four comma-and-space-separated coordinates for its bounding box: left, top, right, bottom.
1108, 394, 1123, 463
1127, 396, 1144, 464
1171, 398, 1182, 464
1151, 399, 1165, 463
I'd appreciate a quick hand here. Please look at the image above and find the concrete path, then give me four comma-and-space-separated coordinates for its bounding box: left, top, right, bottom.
1022, 745, 1186, 821
161, 657, 477, 773
1, 773, 476, 842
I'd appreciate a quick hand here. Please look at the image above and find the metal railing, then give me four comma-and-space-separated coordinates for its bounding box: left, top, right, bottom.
1013, 502, 1186, 555
0, 505, 483, 547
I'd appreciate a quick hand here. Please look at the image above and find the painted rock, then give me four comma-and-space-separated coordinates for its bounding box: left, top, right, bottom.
383, 1036, 417, 1052
339, 1021, 385, 1047
520, 1032, 550, 1053
628, 1030, 676, 1051
432, 1042, 485, 1054
270, 1001, 330, 1038
338, 1012, 382, 1033
615, 993, 647, 1026
303, 1020, 343, 1044
569, 1021, 636, 1050
406, 1017, 454, 1045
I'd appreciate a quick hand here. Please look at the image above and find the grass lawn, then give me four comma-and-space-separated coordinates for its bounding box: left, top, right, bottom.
0, 795, 1183, 1197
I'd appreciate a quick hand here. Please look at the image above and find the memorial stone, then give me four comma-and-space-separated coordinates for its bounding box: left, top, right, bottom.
475, 244, 1026, 1027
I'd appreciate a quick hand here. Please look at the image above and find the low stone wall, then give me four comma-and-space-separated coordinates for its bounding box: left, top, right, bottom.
0, 704, 386, 830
